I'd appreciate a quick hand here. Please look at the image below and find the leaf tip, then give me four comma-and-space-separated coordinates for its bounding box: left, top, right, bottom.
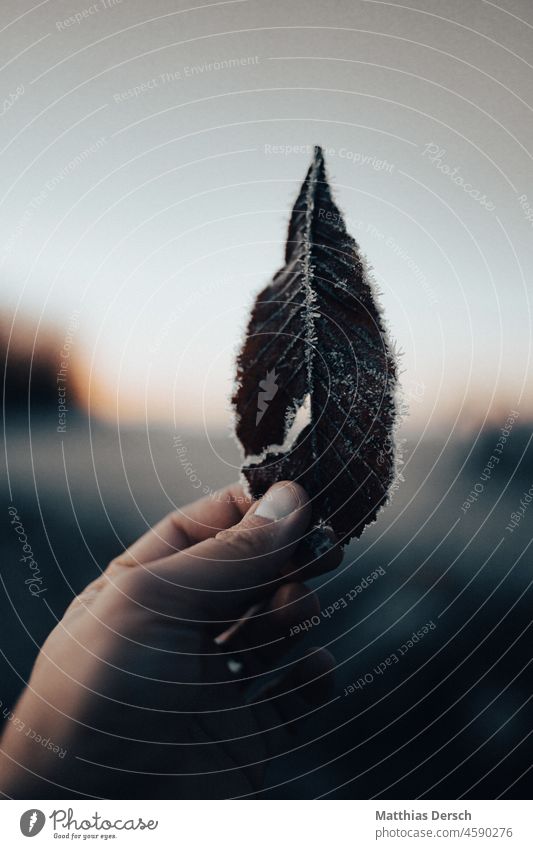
312, 145, 327, 175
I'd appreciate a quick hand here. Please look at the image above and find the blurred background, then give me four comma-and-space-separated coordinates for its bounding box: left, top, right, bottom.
0, 0, 532, 798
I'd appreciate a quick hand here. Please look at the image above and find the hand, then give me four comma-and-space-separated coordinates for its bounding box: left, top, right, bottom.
0, 481, 340, 799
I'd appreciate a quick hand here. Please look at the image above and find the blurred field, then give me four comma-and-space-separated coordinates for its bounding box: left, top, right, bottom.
1, 408, 531, 798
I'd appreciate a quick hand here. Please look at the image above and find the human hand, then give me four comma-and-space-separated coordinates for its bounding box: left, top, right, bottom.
0, 481, 340, 799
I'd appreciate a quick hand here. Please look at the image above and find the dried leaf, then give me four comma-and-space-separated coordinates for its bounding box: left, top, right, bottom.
233, 146, 397, 547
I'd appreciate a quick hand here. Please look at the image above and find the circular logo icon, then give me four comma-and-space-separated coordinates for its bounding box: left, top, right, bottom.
20, 809, 46, 837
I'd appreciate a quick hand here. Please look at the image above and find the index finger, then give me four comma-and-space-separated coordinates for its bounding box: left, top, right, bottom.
111, 482, 253, 568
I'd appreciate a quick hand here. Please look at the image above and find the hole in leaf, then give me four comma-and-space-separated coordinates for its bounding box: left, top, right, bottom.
284, 393, 311, 449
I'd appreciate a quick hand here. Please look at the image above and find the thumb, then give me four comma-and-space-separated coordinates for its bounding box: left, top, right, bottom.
154, 481, 311, 626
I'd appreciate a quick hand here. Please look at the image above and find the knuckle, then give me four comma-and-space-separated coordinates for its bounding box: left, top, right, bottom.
215, 520, 274, 561
279, 582, 319, 613
114, 565, 154, 599
168, 509, 188, 536
273, 583, 320, 629
64, 577, 105, 614
107, 555, 128, 571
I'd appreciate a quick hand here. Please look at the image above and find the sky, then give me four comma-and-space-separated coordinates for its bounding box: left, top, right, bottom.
1, 0, 532, 435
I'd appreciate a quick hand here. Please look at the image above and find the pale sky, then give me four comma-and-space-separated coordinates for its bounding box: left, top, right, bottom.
1, 0, 532, 433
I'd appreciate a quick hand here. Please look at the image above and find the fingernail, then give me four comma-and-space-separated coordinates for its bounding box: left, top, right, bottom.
255, 482, 302, 521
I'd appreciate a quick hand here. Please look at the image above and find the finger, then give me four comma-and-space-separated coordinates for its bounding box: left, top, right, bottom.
282, 527, 344, 580
253, 648, 336, 724
111, 482, 253, 568
219, 582, 320, 666
248, 648, 336, 757
140, 481, 312, 629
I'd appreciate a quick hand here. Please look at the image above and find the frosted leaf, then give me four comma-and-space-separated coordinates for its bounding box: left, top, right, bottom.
233, 146, 398, 546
